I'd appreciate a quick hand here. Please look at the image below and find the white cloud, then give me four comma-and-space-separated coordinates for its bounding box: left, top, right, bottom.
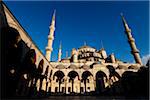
141, 54, 150, 66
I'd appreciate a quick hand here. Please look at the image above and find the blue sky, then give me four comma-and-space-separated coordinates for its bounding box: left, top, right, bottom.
4, 1, 149, 62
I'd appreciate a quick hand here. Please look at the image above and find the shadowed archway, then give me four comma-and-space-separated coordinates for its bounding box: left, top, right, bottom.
68, 71, 79, 93
95, 71, 107, 94
107, 65, 121, 80
53, 70, 65, 92
82, 71, 93, 93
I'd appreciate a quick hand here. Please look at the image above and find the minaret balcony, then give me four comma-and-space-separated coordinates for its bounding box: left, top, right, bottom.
49, 26, 55, 30
125, 28, 131, 33
48, 35, 54, 40
46, 47, 53, 51
131, 50, 139, 54
128, 38, 135, 42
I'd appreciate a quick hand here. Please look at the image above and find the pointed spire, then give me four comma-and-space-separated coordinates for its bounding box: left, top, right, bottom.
121, 13, 142, 65
52, 9, 56, 21
101, 40, 104, 49
120, 13, 127, 24
59, 41, 62, 49
84, 41, 86, 46
58, 41, 62, 62
46, 10, 56, 61
66, 51, 68, 58
120, 13, 130, 32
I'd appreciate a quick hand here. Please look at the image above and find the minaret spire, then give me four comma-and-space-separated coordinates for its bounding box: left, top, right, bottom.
101, 40, 104, 49
84, 41, 86, 46
58, 41, 62, 62
121, 13, 142, 65
45, 10, 56, 61
66, 51, 68, 58
52, 9, 56, 21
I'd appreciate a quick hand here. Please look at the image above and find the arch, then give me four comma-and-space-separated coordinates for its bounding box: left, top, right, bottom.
37, 59, 44, 74
107, 65, 121, 80
53, 70, 65, 80
22, 49, 37, 78
96, 71, 107, 79
81, 71, 93, 93
82, 71, 93, 79
53, 70, 65, 92
45, 65, 49, 76
67, 71, 79, 93
56, 64, 65, 69
106, 65, 115, 73
90, 62, 100, 68
68, 71, 79, 79
3, 27, 21, 46
95, 71, 107, 94
23, 49, 36, 65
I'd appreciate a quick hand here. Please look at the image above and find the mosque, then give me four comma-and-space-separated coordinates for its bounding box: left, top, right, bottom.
1, 1, 146, 98
44, 10, 142, 94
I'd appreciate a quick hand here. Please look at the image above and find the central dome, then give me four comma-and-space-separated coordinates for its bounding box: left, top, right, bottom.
78, 45, 95, 50
78, 45, 96, 53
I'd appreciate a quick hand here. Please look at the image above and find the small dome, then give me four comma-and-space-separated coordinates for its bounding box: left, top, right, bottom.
116, 65, 127, 70
68, 64, 78, 69
81, 65, 90, 70
56, 64, 66, 69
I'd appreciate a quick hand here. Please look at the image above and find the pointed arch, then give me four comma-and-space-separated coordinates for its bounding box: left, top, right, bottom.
38, 59, 44, 74
81, 71, 93, 93
95, 71, 107, 94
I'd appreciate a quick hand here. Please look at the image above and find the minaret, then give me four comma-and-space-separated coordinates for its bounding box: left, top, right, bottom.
71, 48, 78, 63
110, 53, 116, 63
45, 10, 56, 61
66, 51, 68, 58
84, 41, 87, 46
100, 40, 107, 59
58, 42, 62, 62
121, 13, 142, 65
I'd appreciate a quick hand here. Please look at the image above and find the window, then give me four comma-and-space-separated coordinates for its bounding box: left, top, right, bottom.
87, 79, 89, 83
55, 87, 58, 92
62, 87, 65, 93
87, 87, 90, 92
80, 87, 83, 92
62, 79, 64, 82
69, 79, 71, 82
68, 87, 71, 92
81, 79, 83, 82
49, 87, 51, 92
